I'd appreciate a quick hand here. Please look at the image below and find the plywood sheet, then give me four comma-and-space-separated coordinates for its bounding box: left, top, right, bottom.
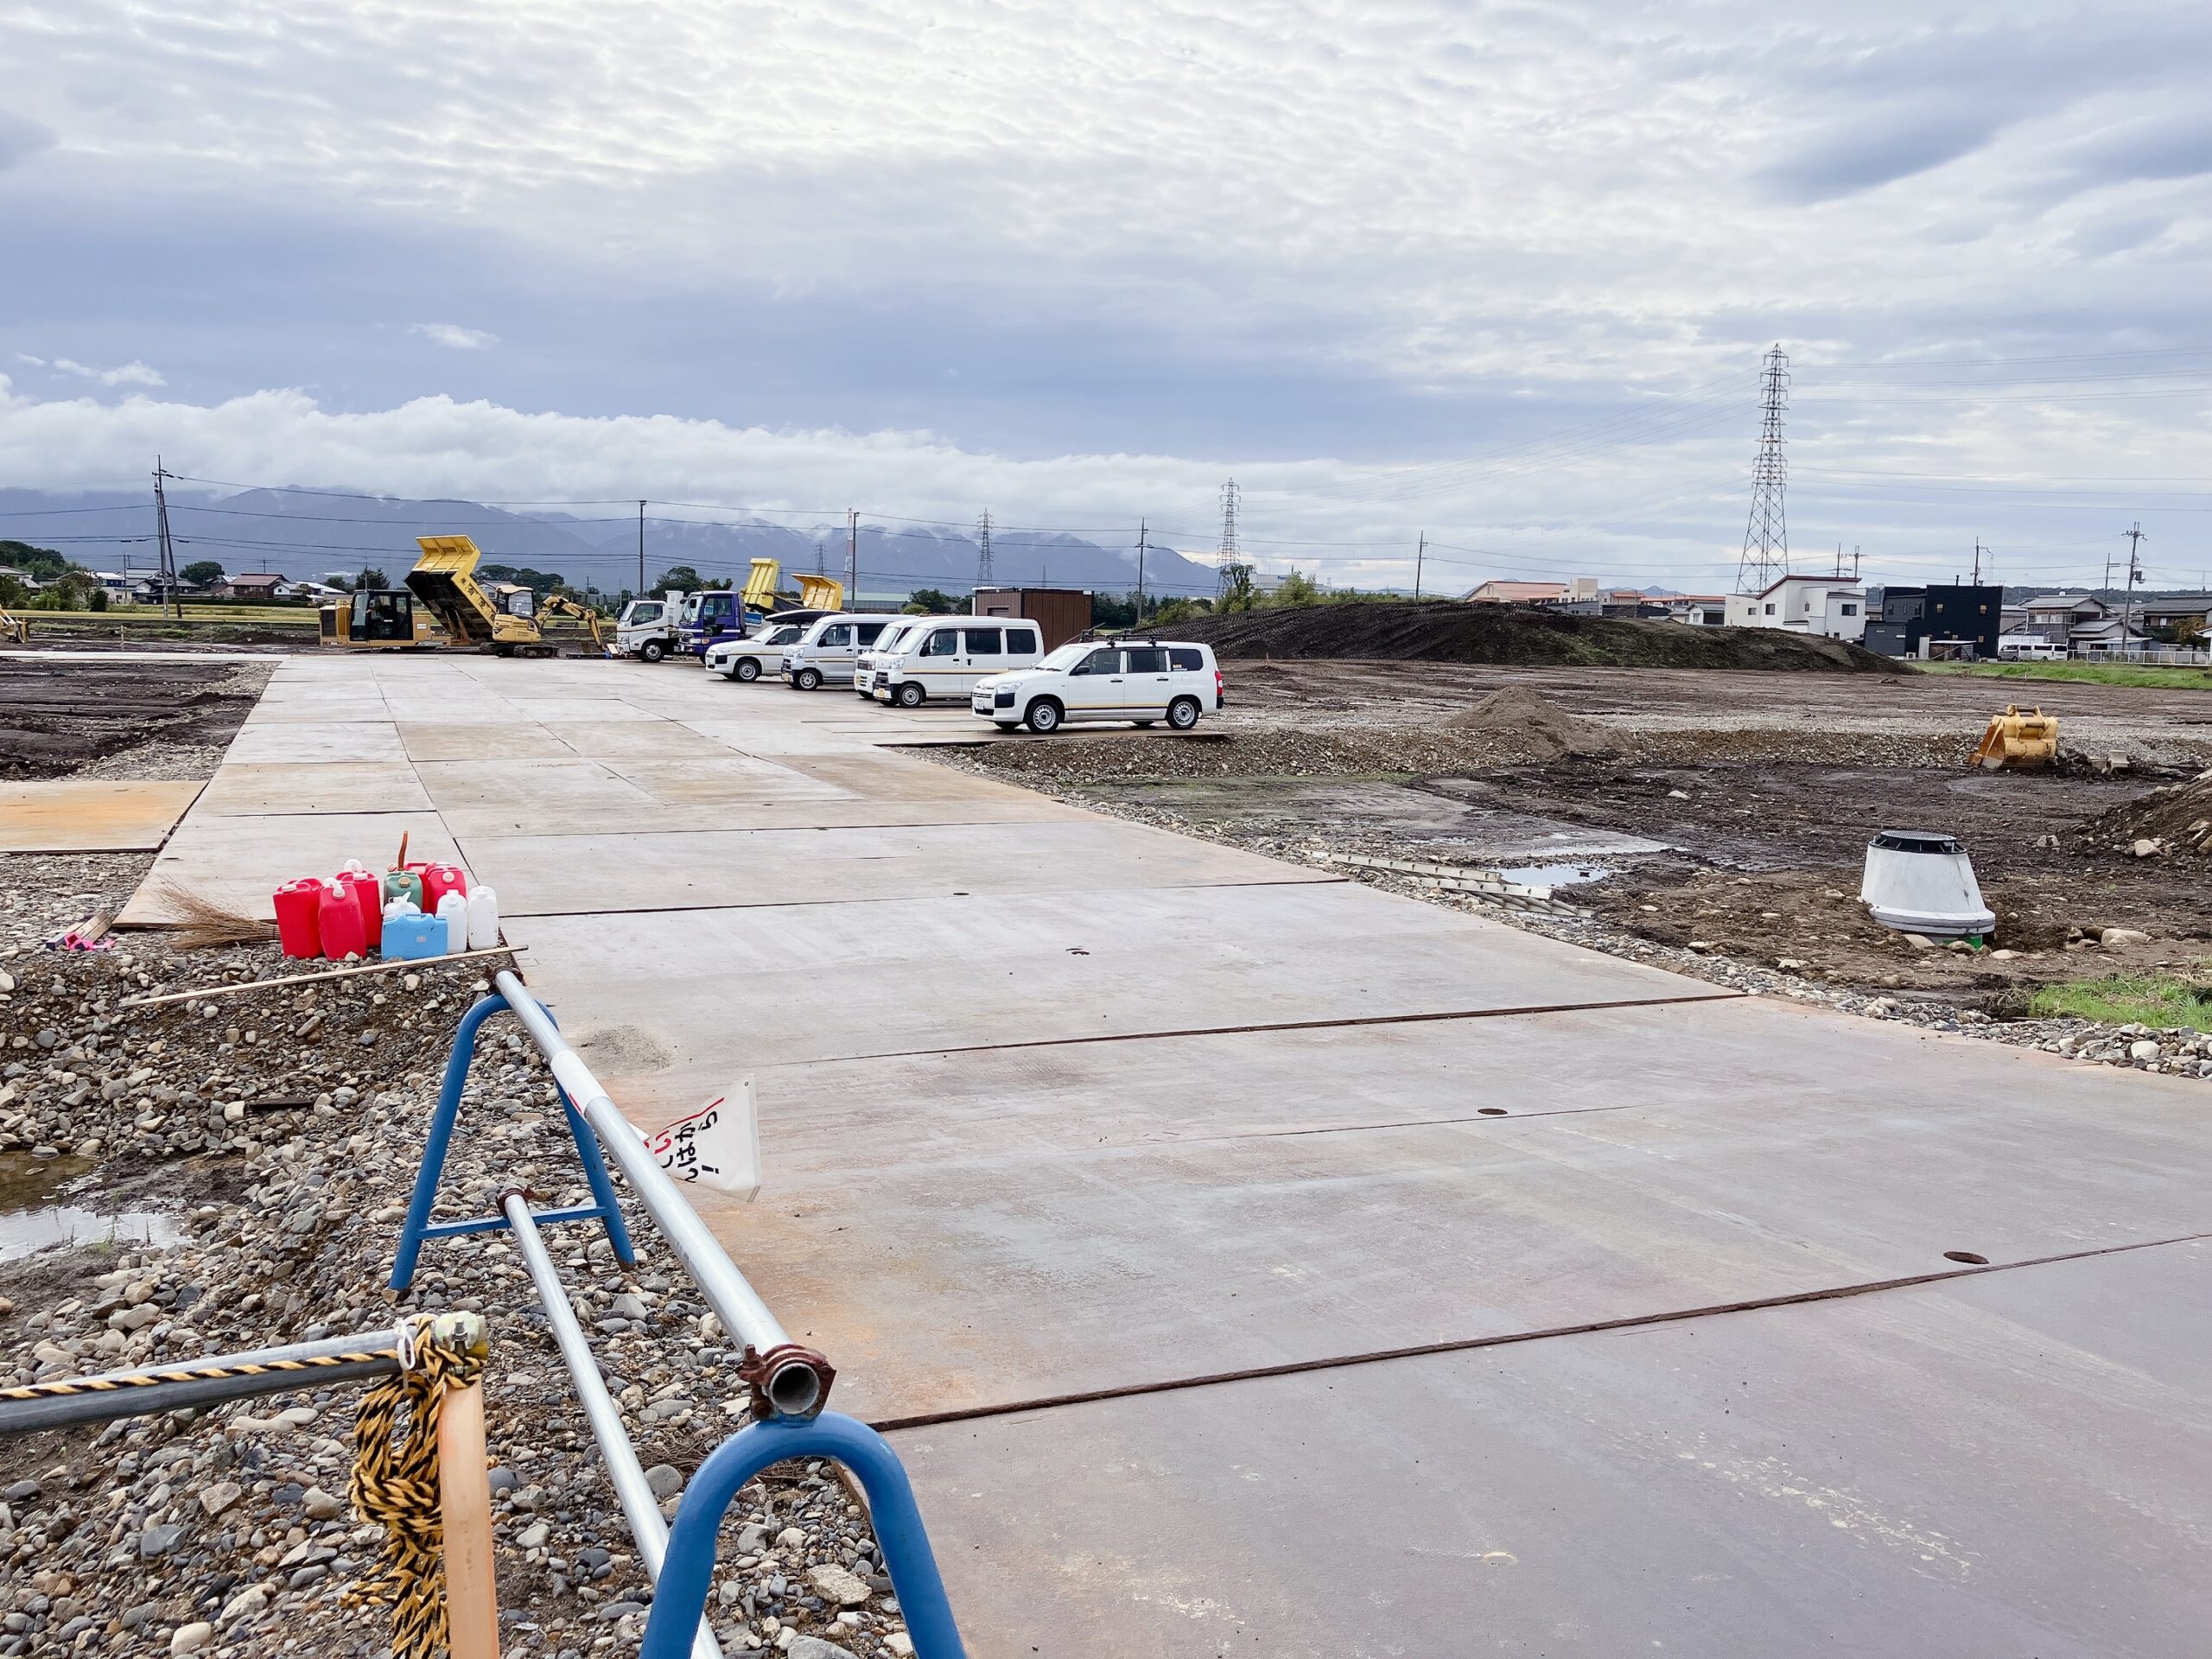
0, 779, 205, 852
194, 763, 432, 817
117, 810, 461, 925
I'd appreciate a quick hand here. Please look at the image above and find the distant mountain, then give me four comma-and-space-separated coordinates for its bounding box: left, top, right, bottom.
0, 487, 1218, 602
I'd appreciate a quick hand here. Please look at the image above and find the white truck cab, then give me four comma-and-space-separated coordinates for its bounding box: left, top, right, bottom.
706, 620, 806, 682
972, 638, 1221, 733
874, 620, 1045, 708
853, 618, 925, 698
615, 593, 683, 662
781, 613, 891, 690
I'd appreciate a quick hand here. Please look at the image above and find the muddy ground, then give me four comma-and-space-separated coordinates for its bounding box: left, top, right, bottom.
0, 659, 272, 782
943, 658, 2212, 1008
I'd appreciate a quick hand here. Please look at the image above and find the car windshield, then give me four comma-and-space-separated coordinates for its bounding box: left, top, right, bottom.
624, 602, 663, 626
1036, 642, 1091, 671
766, 625, 802, 645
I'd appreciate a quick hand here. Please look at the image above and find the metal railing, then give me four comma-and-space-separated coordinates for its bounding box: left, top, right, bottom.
397, 970, 966, 1659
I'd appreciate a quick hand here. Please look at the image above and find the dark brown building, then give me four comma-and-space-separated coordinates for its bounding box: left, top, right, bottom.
971, 587, 1092, 651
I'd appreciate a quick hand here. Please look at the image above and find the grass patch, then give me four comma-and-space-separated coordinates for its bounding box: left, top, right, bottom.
1921, 660, 2212, 691
2028, 974, 2212, 1032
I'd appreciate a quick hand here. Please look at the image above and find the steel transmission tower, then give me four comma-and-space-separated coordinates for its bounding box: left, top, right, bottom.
1735, 345, 1790, 594
1215, 480, 1241, 600
975, 510, 994, 590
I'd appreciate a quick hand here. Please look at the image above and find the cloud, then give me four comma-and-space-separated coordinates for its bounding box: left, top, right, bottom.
1757, 107, 2012, 203
409, 322, 499, 350
50, 357, 166, 388
0, 109, 54, 171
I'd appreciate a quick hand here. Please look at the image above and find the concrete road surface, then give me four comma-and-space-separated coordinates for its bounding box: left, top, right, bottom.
130, 653, 2212, 1656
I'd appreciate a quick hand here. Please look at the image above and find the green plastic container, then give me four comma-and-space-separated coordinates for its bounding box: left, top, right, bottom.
381, 868, 425, 912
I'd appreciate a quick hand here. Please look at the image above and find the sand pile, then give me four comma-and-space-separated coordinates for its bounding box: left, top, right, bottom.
1443, 685, 1618, 758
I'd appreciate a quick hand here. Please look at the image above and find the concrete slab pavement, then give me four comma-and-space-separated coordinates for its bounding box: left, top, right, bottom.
118, 652, 2212, 1653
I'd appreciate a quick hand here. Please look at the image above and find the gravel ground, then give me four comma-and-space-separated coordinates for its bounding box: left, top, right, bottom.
0, 934, 906, 1659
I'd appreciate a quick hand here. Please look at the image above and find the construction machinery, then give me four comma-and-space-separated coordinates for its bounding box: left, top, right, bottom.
674, 563, 844, 658
540, 592, 608, 654
0, 603, 25, 645
404, 535, 557, 655
317, 587, 443, 649
1971, 704, 2059, 770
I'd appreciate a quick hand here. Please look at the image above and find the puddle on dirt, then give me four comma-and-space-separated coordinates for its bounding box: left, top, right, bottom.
0, 1155, 179, 1262
1493, 862, 1617, 889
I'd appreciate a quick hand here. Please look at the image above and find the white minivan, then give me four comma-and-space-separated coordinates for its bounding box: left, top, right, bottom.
781, 614, 892, 690
853, 618, 927, 699
971, 638, 1221, 732
874, 620, 1045, 708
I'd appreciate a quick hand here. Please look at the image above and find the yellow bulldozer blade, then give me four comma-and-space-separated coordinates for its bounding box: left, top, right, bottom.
1971, 704, 2058, 770
795, 574, 845, 611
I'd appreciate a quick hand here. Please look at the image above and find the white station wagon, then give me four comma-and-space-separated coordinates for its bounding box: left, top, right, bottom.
972, 638, 1222, 733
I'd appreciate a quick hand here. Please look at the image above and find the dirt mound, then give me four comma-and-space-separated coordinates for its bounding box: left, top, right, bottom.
1184, 601, 1892, 672
1443, 685, 1617, 756
2081, 769, 2212, 857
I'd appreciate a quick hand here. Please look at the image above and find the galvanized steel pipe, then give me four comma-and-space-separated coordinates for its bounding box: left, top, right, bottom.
0, 1329, 401, 1438
492, 970, 826, 1420
502, 1194, 719, 1659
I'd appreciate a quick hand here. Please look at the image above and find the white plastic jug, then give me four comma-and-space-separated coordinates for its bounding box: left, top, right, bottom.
435, 891, 467, 955
381, 896, 419, 921
466, 884, 499, 951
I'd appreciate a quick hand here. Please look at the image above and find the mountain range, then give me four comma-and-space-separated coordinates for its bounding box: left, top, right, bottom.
0, 487, 1219, 603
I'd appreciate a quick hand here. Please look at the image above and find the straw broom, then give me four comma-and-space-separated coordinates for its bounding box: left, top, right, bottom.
147, 882, 280, 950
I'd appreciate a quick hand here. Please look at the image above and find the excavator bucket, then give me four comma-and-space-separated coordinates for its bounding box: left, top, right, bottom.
796, 575, 845, 612
741, 558, 781, 614
1971, 704, 2058, 771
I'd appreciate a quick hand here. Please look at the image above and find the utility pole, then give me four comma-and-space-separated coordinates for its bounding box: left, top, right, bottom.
1972, 538, 1983, 585
153, 457, 180, 620
637, 500, 646, 595
1852, 545, 1861, 581
1135, 520, 1148, 626
846, 509, 859, 609
1735, 345, 1790, 594
2124, 521, 2146, 639
1414, 531, 1426, 599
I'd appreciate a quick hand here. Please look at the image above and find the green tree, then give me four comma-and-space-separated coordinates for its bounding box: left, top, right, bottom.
1151, 596, 1211, 626
655, 565, 704, 593
903, 588, 962, 613
181, 559, 225, 585
1262, 569, 1322, 607
1216, 563, 1255, 612
354, 566, 391, 592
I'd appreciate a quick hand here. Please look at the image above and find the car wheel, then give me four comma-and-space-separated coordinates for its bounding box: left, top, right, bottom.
640, 640, 666, 664
1024, 699, 1062, 734
796, 667, 822, 690
735, 658, 760, 682
895, 681, 925, 708
1167, 696, 1201, 730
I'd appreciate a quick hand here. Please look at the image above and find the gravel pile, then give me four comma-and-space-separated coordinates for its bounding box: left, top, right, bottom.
0, 938, 903, 1659
2078, 767, 2212, 859
1440, 686, 1616, 757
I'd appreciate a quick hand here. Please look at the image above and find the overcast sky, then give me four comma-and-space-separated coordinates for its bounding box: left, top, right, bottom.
3, 2, 2209, 593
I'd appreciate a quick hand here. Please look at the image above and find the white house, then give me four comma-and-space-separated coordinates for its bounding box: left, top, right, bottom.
1722, 575, 1867, 641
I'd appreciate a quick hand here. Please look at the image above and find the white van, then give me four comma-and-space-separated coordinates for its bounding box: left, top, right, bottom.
1997, 638, 2067, 662
971, 638, 1221, 732
706, 620, 806, 682
781, 614, 892, 690
874, 620, 1045, 708
853, 618, 927, 699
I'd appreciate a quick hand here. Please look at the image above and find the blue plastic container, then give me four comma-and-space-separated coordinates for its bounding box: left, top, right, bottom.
381, 908, 448, 960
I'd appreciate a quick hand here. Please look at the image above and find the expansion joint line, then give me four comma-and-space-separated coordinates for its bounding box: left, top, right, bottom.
870, 1230, 2210, 1433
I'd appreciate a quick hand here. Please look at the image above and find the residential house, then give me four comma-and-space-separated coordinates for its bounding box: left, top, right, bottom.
216, 573, 296, 601
1722, 575, 1867, 641
2139, 594, 2212, 642
2013, 593, 2107, 645
2071, 615, 2158, 656
1666, 594, 1730, 626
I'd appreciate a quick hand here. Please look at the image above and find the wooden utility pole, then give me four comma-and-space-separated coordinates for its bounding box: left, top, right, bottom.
846, 509, 859, 607
637, 500, 646, 595
153, 457, 181, 620
1414, 531, 1425, 599
1135, 520, 1147, 624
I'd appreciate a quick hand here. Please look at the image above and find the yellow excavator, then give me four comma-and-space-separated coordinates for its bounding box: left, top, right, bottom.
1971, 704, 2059, 770
0, 603, 25, 646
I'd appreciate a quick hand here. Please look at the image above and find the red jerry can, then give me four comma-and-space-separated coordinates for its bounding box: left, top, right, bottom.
316, 878, 369, 961
272, 878, 324, 959
335, 868, 384, 952
421, 863, 470, 908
